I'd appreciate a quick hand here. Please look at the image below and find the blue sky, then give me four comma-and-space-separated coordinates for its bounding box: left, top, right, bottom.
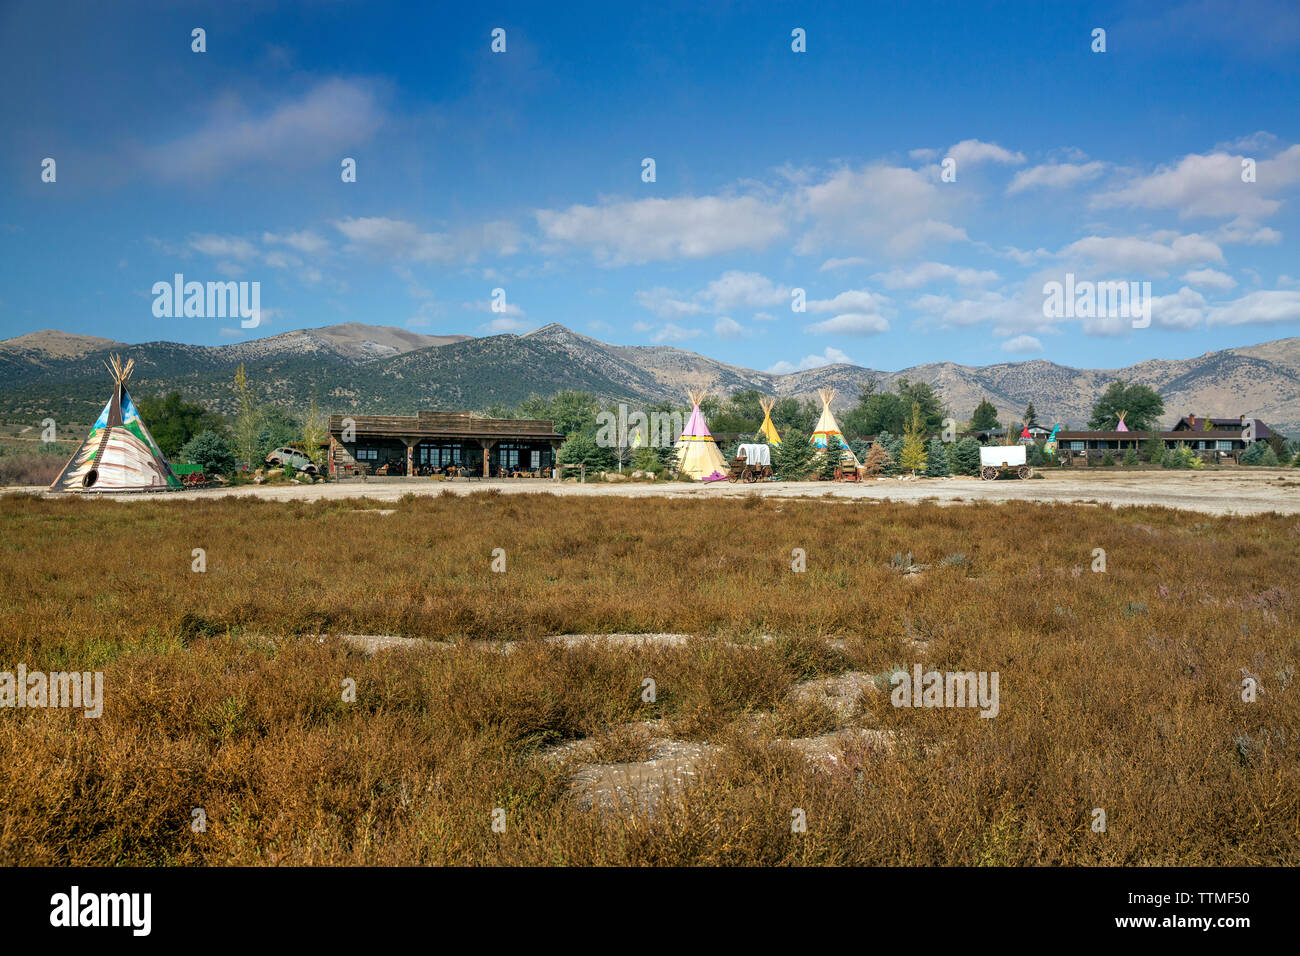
3, 0, 1300, 374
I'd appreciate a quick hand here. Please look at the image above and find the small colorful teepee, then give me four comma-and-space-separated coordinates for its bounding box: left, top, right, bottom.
1116, 410, 1129, 432
674, 389, 728, 481
49, 354, 181, 493
758, 396, 782, 445
810, 388, 859, 466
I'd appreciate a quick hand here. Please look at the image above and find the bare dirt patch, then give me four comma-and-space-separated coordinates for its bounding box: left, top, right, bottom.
17, 466, 1299, 515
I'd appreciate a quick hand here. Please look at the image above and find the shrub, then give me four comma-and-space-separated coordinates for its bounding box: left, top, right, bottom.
873, 431, 901, 476
1240, 442, 1279, 466
862, 441, 893, 477
0, 450, 69, 486
813, 434, 845, 481
1162, 446, 1203, 470
949, 437, 981, 476
1123, 448, 1140, 466
925, 437, 950, 477
773, 428, 816, 481
1100, 452, 1116, 467
179, 430, 236, 476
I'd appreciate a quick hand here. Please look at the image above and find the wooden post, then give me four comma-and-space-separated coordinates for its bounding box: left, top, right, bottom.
477, 438, 498, 478
405, 438, 417, 478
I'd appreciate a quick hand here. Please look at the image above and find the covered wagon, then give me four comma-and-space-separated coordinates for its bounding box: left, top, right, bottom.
979, 445, 1031, 481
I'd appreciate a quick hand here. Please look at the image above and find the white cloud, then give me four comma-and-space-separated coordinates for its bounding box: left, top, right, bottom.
1212, 218, 1282, 245
714, 316, 745, 339
335, 216, 520, 264
189, 234, 257, 260
1151, 287, 1208, 329
536, 195, 786, 265
637, 271, 789, 319
483, 316, 530, 334
807, 289, 889, 314
145, 79, 385, 180
872, 262, 1000, 289
1000, 335, 1042, 353
945, 139, 1026, 167
1181, 268, 1237, 291
819, 256, 869, 272
467, 299, 525, 317
263, 230, 328, 254
805, 312, 890, 335
1058, 233, 1224, 275
913, 290, 1033, 332
263, 250, 301, 270
698, 271, 789, 311
1093, 144, 1300, 221
1207, 290, 1300, 327
1006, 161, 1106, 194
795, 163, 968, 256
635, 287, 705, 319
651, 322, 702, 343
766, 347, 855, 374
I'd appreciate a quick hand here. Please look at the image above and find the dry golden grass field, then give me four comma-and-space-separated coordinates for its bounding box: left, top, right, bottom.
0, 490, 1297, 865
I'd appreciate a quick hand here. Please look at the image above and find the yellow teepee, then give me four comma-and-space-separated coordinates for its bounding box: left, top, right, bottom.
759, 396, 782, 445
810, 388, 858, 466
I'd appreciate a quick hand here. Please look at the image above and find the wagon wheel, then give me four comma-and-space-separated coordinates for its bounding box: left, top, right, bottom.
1018, 466, 1031, 479
980, 465, 998, 481
745, 468, 759, 483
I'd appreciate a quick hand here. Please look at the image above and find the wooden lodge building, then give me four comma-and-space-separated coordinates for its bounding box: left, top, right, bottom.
1054, 414, 1279, 464
327, 411, 565, 478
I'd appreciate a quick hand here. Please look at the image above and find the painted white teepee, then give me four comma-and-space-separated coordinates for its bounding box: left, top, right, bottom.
674, 389, 728, 480
49, 354, 182, 493
810, 388, 858, 466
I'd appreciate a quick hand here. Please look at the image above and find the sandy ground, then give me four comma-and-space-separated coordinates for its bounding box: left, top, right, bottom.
10, 467, 1300, 515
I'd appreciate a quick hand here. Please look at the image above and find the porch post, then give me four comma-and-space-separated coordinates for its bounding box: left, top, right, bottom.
404, 437, 418, 478
477, 438, 498, 478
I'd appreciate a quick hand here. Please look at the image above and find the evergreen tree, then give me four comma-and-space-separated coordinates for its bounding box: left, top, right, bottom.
773, 428, 816, 480
862, 441, 893, 477
1241, 442, 1279, 466
813, 434, 844, 480
180, 430, 236, 476
1023, 402, 1039, 429
1123, 448, 1140, 466
971, 398, 1000, 431
949, 436, 981, 476
925, 437, 950, 477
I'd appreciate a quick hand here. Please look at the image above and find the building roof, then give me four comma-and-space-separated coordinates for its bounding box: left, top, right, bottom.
1173, 415, 1273, 439
1055, 429, 1252, 441
328, 411, 563, 441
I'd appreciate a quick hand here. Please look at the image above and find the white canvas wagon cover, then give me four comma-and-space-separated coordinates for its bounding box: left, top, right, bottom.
979, 445, 1027, 468
737, 444, 771, 466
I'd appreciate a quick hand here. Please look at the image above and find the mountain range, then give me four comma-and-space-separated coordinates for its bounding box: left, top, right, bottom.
2, 323, 1298, 436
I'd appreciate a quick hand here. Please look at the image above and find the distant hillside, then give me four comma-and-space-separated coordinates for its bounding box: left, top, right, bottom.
1, 322, 1297, 436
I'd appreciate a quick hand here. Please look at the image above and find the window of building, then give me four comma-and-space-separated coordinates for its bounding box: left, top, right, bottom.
355, 448, 378, 461
418, 444, 465, 467
1216, 440, 1233, 451
1070, 441, 1085, 451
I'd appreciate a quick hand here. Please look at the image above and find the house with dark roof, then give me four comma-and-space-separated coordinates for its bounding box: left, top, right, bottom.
1052, 413, 1284, 464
